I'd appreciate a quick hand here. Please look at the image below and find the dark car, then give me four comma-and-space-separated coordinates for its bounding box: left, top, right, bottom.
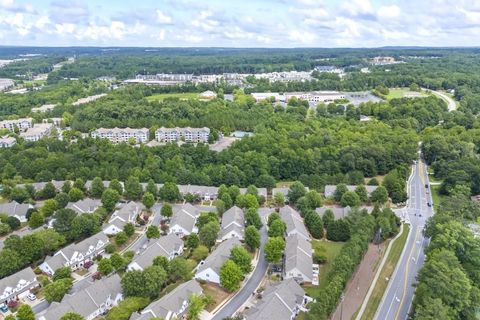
425, 184, 429, 188
427, 202, 432, 207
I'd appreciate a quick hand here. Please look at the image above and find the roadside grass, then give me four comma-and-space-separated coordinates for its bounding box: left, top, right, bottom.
360, 224, 410, 320
431, 185, 444, 209
145, 92, 199, 101
304, 239, 345, 298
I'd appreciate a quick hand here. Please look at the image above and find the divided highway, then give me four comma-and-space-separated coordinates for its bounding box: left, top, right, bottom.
374, 159, 434, 320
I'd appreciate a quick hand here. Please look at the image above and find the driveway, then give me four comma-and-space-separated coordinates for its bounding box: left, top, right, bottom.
211, 225, 268, 319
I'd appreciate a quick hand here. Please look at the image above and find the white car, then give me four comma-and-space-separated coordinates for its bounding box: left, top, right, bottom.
27, 293, 36, 301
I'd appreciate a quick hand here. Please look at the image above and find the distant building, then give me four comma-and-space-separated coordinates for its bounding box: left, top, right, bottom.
280, 206, 310, 240
72, 93, 107, 106
370, 56, 397, 65
199, 90, 217, 99
31, 104, 56, 113
20, 123, 54, 142
316, 206, 374, 220
0, 136, 16, 148
155, 127, 210, 143
42, 118, 63, 127
0, 201, 32, 223
251, 91, 345, 103
169, 203, 201, 237
91, 127, 149, 144
0, 118, 33, 132
66, 198, 102, 215
0, 78, 14, 91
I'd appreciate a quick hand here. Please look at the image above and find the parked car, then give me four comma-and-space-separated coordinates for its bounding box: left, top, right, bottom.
0, 304, 8, 312
27, 293, 37, 301
427, 202, 432, 207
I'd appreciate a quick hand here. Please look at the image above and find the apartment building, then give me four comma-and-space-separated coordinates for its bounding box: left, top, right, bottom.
19, 123, 54, 142
0, 136, 16, 148
91, 127, 149, 144
31, 104, 56, 113
155, 127, 210, 143
0, 118, 33, 132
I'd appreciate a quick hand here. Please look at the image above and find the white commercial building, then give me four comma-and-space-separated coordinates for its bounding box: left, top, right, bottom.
91, 127, 149, 144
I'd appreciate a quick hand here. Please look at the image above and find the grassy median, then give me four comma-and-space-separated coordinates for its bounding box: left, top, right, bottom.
361, 224, 410, 320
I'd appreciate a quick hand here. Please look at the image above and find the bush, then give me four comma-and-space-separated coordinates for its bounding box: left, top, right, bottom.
313, 251, 327, 264
105, 243, 116, 254
106, 297, 150, 320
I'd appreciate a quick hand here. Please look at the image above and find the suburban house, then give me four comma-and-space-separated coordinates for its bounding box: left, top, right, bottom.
31, 104, 56, 113
66, 198, 102, 215
219, 206, 245, 241
279, 206, 310, 240
19, 123, 54, 142
239, 187, 268, 200
128, 234, 184, 271
0, 201, 33, 223
323, 185, 378, 198
91, 127, 149, 144
0, 136, 16, 148
0, 118, 32, 132
0, 267, 39, 307
243, 279, 312, 320
39, 232, 109, 275
38, 274, 123, 320
272, 187, 309, 202
169, 203, 201, 237
315, 206, 374, 220
130, 280, 203, 320
178, 185, 219, 201
85, 180, 111, 191
284, 234, 313, 283
155, 127, 210, 143
103, 201, 143, 235
17, 180, 65, 193
195, 237, 241, 284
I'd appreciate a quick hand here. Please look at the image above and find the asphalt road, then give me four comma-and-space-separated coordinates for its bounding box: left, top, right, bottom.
429, 89, 457, 111
374, 159, 433, 320
211, 225, 268, 320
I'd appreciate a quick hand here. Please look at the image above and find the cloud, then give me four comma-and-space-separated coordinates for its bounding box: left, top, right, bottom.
341, 0, 376, 20
288, 30, 317, 43
49, 1, 89, 24
378, 5, 401, 19
156, 10, 173, 24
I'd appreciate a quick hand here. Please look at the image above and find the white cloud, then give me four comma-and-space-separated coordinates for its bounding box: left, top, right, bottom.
155, 10, 172, 24
288, 30, 317, 43
341, 0, 375, 18
378, 5, 401, 19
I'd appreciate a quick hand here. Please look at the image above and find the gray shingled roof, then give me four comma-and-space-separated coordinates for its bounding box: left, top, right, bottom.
132, 280, 202, 320
279, 206, 310, 239
170, 204, 200, 232
221, 206, 244, 229
324, 185, 378, 198
0, 267, 37, 304
315, 206, 374, 220
244, 279, 306, 320
196, 238, 241, 275
39, 274, 122, 320
284, 234, 313, 282
131, 234, 183, 270
0, 201, 31, 218
66, 198, 102, 214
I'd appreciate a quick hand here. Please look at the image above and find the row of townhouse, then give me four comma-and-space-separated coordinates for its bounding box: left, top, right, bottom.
38, 274, 123, 320
0, 118, 33, 132
130, 280, 203, 320
90, 127, 150, 144
103, 201, 144, 235
219, 205, 245, 241
323, 184, 379, 198
19, 123, 54, 142
0, 136, 16, 148
280, 206, 311, 241
155, 127, 210, 143
127, 234, 184, 271
0, 201, 32, 223
0, 267, 39, 308
243, 279, 312, 320
39, 232, 109, 276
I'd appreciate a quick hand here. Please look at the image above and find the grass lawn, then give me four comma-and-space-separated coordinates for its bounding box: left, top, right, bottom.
361, 224, 410, 320
145, 92, 200, 101
275, 181, 295, 188
200, 283, 230, 312
386, 88, 427, 100
304, 239, 345, 298
431, 185, 445, 209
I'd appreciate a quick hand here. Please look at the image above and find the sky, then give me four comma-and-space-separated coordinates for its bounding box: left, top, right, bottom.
0, 0, 479, 47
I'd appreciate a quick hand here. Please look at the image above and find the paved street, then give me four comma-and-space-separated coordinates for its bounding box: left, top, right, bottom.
375, 159, 433, 320
211, 225, 268, 320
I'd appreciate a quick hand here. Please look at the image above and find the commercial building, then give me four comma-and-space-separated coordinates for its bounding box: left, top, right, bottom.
91, 127, 149, 144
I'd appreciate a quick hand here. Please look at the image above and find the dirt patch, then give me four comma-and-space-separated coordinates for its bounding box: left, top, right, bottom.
331, 242, 386, 320
201, 282, 230, 312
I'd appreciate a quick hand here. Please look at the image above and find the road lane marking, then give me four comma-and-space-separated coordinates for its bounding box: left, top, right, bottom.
394, 226, 420, 320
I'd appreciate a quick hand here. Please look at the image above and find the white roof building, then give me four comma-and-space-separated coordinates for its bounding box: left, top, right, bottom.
155, 127, 210, 143
20, 123, 54, 142
0, 118, 32, 132
91, 127, 149, 144
0, 136, 16, 148
31, 104, 56, 113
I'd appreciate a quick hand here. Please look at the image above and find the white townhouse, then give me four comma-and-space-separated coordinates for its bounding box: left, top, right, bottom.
91, 127, 149, 144
155, 127, 210, 143
38, 274, 123, 320
130, 280, 203, 320
323, 184, 378, 198
195, 238, 241, 284
169, 203, 201, 237
284, 234, 314, 284
244, 279, 313, 320
0, 267, 39, 307
219, 206, 245, 241
20, 123, 54, 142
280, 206, 310, 241
0, 136, 16, 148
128, 234, 184, 271
103, 201, 143, 235
31, 104, 56, 113
0, 201, 33, 223
39, 232, 109, 275
0, 118, 33, 132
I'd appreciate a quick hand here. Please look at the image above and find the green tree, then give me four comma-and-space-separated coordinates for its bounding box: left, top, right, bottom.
55, 192, 70, 208
98, 258, 114, 275
371, 186, 389, 204
191, 245, 209, 262
161, 203, 173, 219
146, 226, 160, 239
169, 257, 192, 281
40, 199, 58, 217
70, 214, 101, 240
230, 246, 252, 274
44, 278, 73, 303
199, 221, 220, 249
340, 191, 361, 207
245, 208, 262, 229
53, 208, 77, 235
187, 293, 206, 320
186, 233, 200, 249
111, 252, 127, 271
220, 260, 243, 292
268, 219, 286, 237
109, 179, 123, 195
142, 192, 155, 209
106, 297, 149, 320
125, 176, 143, 200
53, 267, 72, 281
16, 304, 35, 320
355, 185, 369, 203
41, 182, 57, 199
159, 182, 181, 202
305, 211, 324, 239
62, 181, 72, 194
123, 223, 135, 237
68, 187, 84, 202
245, 225, 261, 251
264, 237, 285, 264
115, 231, 129, 245
28, 211, 45, 229
236, 194, 259, 209
6, 216, 20, 230
145, 179, 158, 198
153, 256, 170, 272
60, 313, 85, 320
267, 212, 281, 226
333, 184, 348, 202
73, 178, 85, 192
288, 181, 307, 203
273, 192, 285, 206
90, 177, 105, 198
142, 265, 167, 299
323, 209, 335, 229
101, 188, 120, 212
